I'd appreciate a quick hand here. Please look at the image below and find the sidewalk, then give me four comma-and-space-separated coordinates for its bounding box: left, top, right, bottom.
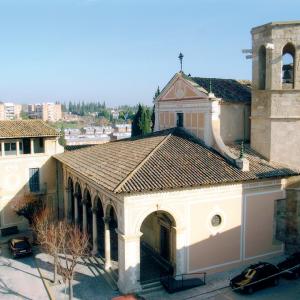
35, 251, 119, 300
142, 255, 286, 300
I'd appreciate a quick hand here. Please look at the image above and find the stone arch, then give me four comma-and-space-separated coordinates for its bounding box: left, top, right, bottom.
94, 195, 105, 256
139, 209, 177, 282
258, 45, 266, 90
106, 204, 119, 262
67, 177, 74, 222
134, 206, 184, 237
282, 42, 296, 88
104, 201, 119, 221
83, 187, 93, 239
75, 182, 83, 230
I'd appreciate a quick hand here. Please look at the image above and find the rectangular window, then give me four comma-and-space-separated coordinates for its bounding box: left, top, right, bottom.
34, 138, 44, 153
5, 143, 10, 151
176, 113, 184, 127
4, 142, 17, 155
29, 168, 40, 192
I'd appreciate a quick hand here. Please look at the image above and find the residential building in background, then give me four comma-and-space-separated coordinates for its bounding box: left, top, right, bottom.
0, 102, 22, 120
28, 102, 62, 122
0, 120, 63, 235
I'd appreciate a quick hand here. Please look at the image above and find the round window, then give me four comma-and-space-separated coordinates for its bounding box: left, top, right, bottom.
211, 214, 222, 227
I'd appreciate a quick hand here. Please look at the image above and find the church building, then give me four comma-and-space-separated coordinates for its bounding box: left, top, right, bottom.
53, 21, 300, 294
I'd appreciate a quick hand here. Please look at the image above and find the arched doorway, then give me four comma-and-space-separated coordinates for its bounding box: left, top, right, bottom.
67, 177, 74, 223
140, 211, 176, 282
95, 197, 104, 256
75, 183, 83, 230
84, 188, 93, 240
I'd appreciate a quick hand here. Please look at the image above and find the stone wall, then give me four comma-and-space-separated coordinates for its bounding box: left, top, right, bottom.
276, 176, 300, 254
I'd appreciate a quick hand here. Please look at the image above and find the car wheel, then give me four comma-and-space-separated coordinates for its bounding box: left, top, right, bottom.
273, 278, 279, 286
247, 286, 254, 294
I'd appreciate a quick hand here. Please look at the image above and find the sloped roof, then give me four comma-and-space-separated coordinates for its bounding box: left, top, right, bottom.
0, 120, 59, 138
54, 128, 298, 194
185, 75, 251, 103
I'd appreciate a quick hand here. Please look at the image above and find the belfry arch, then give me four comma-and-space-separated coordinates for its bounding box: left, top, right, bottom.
282, 43, 296, 88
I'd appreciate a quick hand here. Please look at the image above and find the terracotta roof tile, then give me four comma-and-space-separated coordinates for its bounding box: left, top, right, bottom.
0, 120, 59, 138
185, 75, 251, 103
54, 128, 298, 193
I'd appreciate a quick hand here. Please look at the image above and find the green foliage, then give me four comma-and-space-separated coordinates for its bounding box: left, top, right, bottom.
20, 110, 29, 120
153, 86, 160, 100
151, 105, 155, 132
132, 104, 152, 137
58, 124, 66, 147
14, 195, 45, 225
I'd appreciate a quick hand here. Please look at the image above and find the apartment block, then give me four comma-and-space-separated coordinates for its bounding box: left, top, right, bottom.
0, 102, 22, 120
28, 103, 62, 122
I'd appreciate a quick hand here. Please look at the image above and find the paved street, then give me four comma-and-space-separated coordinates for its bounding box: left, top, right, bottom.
199, 278, 300, 300
0, 243, 49, 300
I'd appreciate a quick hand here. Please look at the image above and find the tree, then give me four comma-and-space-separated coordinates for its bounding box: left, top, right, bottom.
139, 106, 151, 135
151, 105, 155, 132
153, 86, 160, 100
132, 104, 152, 137
58, 124, 66, 147
132, 104, 143, 137
13, 194, 45, 226
34, 209, 62, 284
57, 224, 89, 300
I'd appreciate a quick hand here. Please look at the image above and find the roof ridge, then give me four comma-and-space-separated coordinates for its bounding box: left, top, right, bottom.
113, 130, 174, 193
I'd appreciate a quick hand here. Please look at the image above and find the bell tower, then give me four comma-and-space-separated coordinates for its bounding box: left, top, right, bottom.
251, 21, 300, 168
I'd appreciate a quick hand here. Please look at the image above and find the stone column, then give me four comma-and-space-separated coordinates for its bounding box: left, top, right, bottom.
16, 141, 20, 156
30, 138, 34, 154
1, 141, 5, 157
117, 231, 142, 294
104, 217, 111, 270
82, 200, 87, 232
64, 187, 69, 221
74, 194, 79, 224
91, 208, 98, 255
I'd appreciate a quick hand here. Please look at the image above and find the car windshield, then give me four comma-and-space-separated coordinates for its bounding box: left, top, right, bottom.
14, 241, 29, 249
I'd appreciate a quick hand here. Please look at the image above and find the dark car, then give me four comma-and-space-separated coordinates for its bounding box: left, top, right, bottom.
230, 262, 279, 294
9, 237, 32, 258
277, 252, 300, 279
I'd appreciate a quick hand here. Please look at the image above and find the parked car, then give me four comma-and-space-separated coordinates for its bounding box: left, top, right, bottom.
277, 252, 300, 279
230, 262, 279, 294
9, 237, 32, 258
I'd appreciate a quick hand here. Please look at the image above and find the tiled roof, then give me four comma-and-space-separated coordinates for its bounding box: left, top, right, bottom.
184, 75, 251, 103
65, 144, 94, 151
0, 120, 59, 138
54, 128, 298, 194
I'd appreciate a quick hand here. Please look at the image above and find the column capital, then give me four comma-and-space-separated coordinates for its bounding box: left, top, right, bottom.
73, 192, 79, 199
91, 207, 97, 214
103, 217, 111, 224
116, 230, 143, 241
82, 198, 88, 205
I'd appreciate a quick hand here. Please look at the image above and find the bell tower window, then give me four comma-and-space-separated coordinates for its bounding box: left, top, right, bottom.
258, 45, 266, 90
282, 43, 295, 89
176, 113, 184, 127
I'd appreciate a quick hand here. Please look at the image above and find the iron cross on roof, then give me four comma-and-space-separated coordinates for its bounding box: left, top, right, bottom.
178, 52, 184, 72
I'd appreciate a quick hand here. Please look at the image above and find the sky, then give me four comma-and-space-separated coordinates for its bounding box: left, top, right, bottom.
0, 0, 299, 106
